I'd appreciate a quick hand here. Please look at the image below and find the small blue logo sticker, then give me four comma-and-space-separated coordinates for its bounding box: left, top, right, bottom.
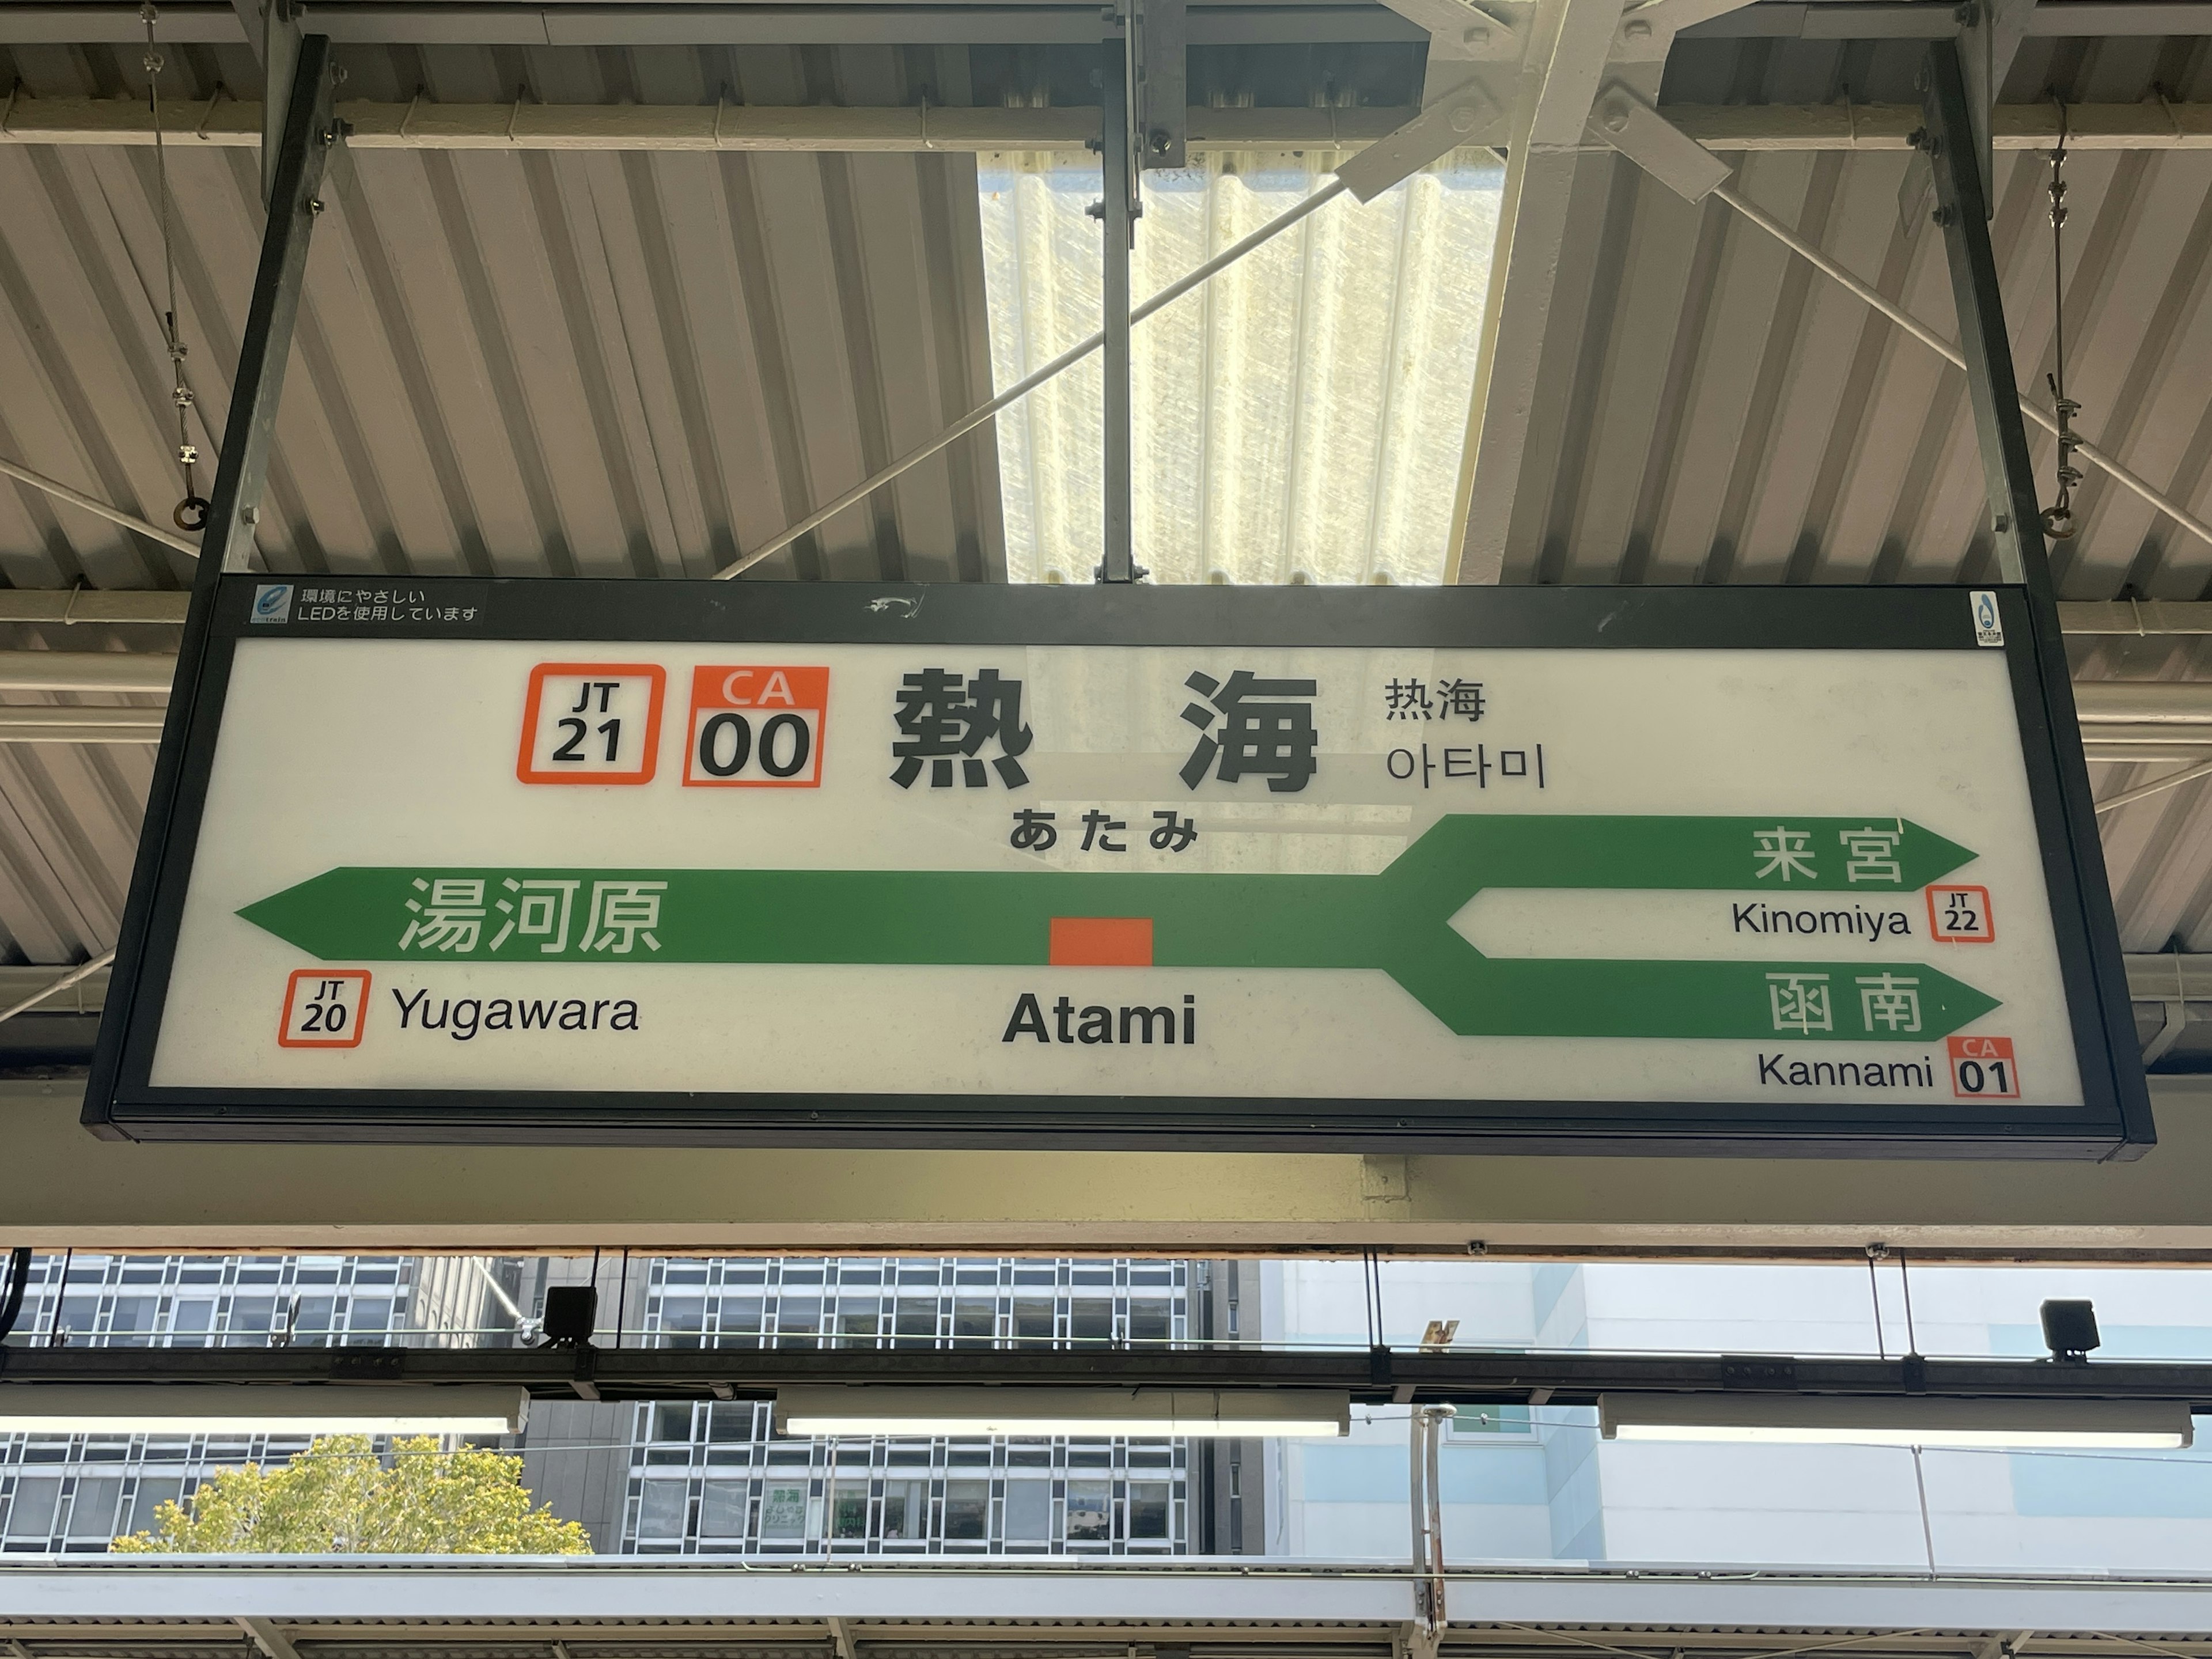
251, 583, 294, 625
1969, 588, 2004, 648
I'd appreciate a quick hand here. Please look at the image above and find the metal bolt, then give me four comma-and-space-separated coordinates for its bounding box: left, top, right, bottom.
309, 197, 325, 214
1600, 96, 1632, 133
1931, 204, 1956, 226
241, 506, 259, 524
1461, 21, 1491, 44
1622, 16, 1653, 39
1449, 102, 1480, 134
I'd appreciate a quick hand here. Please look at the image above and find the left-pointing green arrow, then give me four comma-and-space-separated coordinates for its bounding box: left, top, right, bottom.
236, 813, 1998, 1042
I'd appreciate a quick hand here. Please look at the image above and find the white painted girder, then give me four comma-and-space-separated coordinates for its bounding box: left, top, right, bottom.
1446, 0, 1778, 583
11, 98, 2212, 153
9, 1559, 2212, 1631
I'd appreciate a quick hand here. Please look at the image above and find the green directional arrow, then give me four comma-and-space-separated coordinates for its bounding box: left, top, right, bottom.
237, 814, 1995, 1042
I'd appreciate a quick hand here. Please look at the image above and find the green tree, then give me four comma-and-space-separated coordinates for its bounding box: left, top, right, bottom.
112, 1434, 592, 1555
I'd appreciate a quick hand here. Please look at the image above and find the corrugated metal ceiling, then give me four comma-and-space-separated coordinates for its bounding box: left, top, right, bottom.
1473, 34, 2212, 956
0, 38, 1022, 965
1488, 32, 2212, 596
4, 17, 2212, 995
0, 40, 1009, 589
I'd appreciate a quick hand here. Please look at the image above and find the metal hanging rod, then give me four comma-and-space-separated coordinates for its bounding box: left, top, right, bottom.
1711, 181, 2212, 555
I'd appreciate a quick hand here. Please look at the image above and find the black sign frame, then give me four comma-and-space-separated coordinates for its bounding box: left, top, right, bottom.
84, 577, 2153, 1158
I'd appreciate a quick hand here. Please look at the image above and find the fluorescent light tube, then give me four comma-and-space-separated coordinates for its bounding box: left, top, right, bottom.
0, 1385, 529, 1436
776, 1387, 1349, 1439
1599, 1393, 2191, 1450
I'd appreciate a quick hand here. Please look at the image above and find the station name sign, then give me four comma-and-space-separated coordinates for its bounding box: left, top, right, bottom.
85, 578, 2152, 1156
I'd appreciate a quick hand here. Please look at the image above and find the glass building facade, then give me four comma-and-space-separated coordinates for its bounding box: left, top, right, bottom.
621, 1256, 1196, 1554
0, 1252, 417, 1554
0, 1252, 1203, 1557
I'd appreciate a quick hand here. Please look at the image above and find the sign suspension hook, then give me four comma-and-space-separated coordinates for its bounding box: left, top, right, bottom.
2041, 92, 2083, 541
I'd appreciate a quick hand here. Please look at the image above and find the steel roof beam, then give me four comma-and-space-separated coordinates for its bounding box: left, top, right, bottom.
1445, 0, 1695, 584
17, 0, 2212, 43
0, 652, 178, 691
0, 1, 1428, 44
9, 97, 2212, 152
1688, 0, 2212, 33
11, 1568, 2212, 1637
8, 1339, 2212, 1406
0, 99, 1419, 150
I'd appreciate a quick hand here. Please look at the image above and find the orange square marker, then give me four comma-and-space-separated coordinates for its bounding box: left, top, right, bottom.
1947, 1034, 2020, 1099
279, 968, 371, 1049
517, 663, 666, 785
683, 664, 830, 787
1050, 916, 1154, 967
1927, 884, 1995, 943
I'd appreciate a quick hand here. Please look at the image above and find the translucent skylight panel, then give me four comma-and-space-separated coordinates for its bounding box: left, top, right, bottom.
979, 149, 1502, 587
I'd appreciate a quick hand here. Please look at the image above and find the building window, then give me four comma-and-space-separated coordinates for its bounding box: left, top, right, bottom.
943, 1480, 990, 1540
622, 1257, 1193, 1555
1065, 1482, 1112, 1542
1004, 1479, 1051, 1541
759, 1483, 810, 1540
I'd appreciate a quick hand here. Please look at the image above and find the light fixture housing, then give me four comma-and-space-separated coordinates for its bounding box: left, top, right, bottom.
775, 1387, 1349, 1439
1599, 1393, 2192, 1450
0, 1385, 530, 1437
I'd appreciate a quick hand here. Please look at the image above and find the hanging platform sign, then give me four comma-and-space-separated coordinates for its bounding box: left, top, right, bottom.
85, 578, 2152, 1156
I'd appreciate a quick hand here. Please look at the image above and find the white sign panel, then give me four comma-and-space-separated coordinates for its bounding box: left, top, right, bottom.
89, 580, 2149, 1153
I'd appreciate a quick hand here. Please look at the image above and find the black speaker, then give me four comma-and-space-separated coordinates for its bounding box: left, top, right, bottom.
541, 1285, 599, 1347
2040, 1298, 2100, 1361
